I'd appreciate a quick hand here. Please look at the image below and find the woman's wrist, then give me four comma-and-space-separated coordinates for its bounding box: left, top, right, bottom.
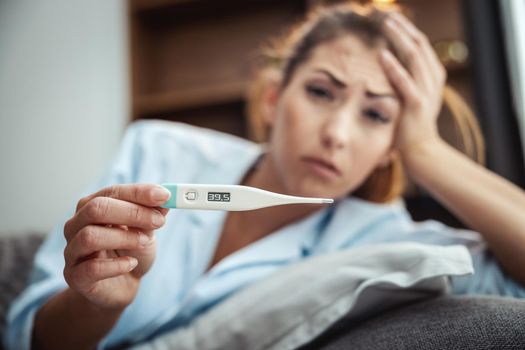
33, 288, 125, 350
63, 287, 127, 316
399, 136, 449, 184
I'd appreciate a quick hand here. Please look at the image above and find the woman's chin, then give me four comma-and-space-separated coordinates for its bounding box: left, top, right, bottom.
285, 177, 340, 200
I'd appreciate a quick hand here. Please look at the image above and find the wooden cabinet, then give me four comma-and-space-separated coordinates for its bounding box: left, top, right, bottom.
128, 0, 307, 137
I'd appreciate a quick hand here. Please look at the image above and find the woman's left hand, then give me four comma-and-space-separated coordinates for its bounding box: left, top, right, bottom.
379, 12, 446, 156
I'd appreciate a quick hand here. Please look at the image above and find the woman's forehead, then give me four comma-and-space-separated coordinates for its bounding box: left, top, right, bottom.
302, 35, 394, 95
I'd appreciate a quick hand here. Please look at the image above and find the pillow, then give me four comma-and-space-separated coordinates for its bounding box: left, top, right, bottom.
131, 243, 473, 350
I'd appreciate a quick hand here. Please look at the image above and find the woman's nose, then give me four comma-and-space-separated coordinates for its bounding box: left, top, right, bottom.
320, 104, 357, 150
320, 82, 365, 150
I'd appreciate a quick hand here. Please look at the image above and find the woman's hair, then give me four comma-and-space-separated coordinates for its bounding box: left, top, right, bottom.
246, 2, 485, 203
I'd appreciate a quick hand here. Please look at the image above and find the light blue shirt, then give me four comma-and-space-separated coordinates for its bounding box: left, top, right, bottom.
5, 120, 525, 349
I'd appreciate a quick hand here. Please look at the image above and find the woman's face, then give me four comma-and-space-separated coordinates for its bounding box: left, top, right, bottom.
266, 34, 401, 199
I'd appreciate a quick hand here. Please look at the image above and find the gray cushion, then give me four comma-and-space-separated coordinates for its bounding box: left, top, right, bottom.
303, 295, 525, 349
0, 233, 44, 348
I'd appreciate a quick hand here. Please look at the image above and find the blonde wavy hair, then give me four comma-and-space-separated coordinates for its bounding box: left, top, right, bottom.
246, 2, 485, 203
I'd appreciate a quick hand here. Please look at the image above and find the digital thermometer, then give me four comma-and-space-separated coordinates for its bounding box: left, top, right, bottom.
160, 183, 333, 211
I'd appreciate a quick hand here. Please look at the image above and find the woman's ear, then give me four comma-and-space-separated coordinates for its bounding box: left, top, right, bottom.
260, 72, 282, 127
378, 149, 398, 168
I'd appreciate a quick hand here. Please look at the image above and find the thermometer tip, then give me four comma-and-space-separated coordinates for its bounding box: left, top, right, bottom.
322, 198, 334, 204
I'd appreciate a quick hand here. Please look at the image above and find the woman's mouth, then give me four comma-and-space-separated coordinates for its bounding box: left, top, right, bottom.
301, 156, 342, 180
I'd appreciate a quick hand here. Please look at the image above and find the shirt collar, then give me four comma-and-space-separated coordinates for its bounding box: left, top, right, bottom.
186, 138, 336, 275
205, 204, 333, 277
186, 141, 263, 227
312, 196, 411, 254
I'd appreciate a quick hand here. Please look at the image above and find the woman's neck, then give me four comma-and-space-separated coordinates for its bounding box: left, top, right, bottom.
236, 153, 325, 239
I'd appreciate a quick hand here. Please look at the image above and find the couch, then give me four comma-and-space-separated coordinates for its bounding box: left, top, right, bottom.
1, 234, 524, 350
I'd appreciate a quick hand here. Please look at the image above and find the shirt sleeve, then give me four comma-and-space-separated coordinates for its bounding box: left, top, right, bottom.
3, 121, 146, 350
325, 198, 525, 299
401, 219, 525, 298
449, 240, 525, 298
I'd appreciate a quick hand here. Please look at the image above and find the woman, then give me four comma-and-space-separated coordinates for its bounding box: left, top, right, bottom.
6, 3, 525, 349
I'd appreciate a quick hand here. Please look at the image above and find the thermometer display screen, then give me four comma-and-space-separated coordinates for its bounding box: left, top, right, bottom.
207, 192, 231, 202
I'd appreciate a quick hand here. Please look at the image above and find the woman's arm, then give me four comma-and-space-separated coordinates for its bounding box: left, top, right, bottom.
402, 138, 525, 286
380, 13, 525, 286
33, 289, 123, 350
32, 183, 170, 349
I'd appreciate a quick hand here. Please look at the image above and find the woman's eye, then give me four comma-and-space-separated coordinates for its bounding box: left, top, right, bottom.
363, 109, 390, 124
306, 85, 334, 101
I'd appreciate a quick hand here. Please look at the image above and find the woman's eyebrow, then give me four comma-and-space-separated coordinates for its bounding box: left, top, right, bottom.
314, 69, 397, 99
314, 68, 347, 88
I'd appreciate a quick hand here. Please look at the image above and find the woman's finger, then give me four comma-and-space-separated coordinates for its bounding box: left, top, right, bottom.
64, 225, 153, 265
64, 197, 165, 242
65, 256, 138, 291
389, 13, 446, 86
389, 13, 427, 46
379, 49, 421, 109
75, 183, 171, 213
383, 16, 434, 92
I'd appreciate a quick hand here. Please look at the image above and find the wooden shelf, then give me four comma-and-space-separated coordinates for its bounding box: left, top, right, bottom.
130, 0, 285, 14
140, 100, 248, 137
134, 80, 247, 116
128, 0, 305, 137
130, 0, 194, 13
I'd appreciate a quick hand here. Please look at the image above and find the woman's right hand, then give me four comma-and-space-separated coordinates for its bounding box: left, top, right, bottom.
62, 183, 171, 310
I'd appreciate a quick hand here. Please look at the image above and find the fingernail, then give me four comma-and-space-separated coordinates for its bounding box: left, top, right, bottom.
390, 12, 403, 22
139, 233, 151, 246
152, 212, 165, 227
385, 18, 396, 28
380, 49, 393, 61
129, 258, 138, 270
152, 186, 171, 202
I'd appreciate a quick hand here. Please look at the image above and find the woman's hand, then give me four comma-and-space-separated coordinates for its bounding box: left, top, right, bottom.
377, 13, 525, 288
62, 183, 170, 310
379, 12, 447, 156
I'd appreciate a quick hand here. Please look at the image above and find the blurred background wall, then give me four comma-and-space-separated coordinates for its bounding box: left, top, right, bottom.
0, 0, 129, 235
